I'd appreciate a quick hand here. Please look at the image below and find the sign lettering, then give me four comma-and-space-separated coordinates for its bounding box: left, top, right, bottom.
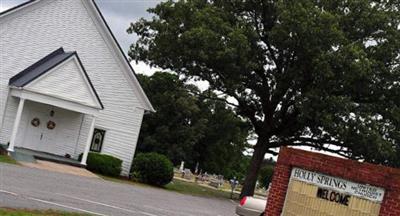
291, 167, 385, 203
316, 188, 351, 206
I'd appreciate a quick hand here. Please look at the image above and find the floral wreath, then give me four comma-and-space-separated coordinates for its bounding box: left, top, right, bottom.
31, 118, 40, 127
47, 120, 56, 130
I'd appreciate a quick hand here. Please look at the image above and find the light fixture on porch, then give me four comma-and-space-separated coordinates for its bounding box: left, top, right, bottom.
50, 110, 55, 117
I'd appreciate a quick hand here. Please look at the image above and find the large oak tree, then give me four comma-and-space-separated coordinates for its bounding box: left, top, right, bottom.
128, 0, 400, 197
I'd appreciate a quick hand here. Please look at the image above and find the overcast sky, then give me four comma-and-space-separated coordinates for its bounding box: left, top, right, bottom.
0, 0, 163, 75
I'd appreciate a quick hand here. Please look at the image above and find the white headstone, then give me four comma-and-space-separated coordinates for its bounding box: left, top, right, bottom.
179, 161, 185, 172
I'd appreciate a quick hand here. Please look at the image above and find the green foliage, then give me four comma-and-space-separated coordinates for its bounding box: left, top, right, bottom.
137, 72, 250, 178
258, 165, 274, 190
129, 0, 399, 165
0, 145, 17, 165
85, 152, 122, 177
129, 0, 399, 196
194, 90, 251, 179
231, 156, 252, 182
131, 152, 174, 186
0, 155, 18, 164
137, 72, 207, 166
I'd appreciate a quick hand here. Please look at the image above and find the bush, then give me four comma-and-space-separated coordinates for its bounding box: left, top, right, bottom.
81, 152, 122, 177
131, 152, 174, 186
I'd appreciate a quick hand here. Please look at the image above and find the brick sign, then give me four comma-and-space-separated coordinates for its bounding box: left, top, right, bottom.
291, 167, 385, 203
265, 148, 400, 216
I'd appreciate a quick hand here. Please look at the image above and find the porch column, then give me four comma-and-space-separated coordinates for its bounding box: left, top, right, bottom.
81, 115, 96, 165
8, 98, 25, 152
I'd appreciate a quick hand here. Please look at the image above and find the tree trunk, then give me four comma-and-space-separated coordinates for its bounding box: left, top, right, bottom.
240, 139, 268, 198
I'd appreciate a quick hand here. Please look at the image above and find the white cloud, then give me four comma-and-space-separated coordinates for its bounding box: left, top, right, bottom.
0, 0, 27, 12
130, 61, 160, 76
96, 0, 163, 54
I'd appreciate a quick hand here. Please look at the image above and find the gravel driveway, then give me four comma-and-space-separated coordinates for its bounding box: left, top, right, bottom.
0, 163, 236, 216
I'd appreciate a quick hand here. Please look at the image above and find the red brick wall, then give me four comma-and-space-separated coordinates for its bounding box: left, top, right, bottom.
265, 147, 400, 216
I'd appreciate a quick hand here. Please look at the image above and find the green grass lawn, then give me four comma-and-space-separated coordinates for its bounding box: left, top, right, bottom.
100, 175, 238, 200
165, 179, 238, 199
0, 208, 90, 216
99, 175, 154, 188
0, 154, 18, 164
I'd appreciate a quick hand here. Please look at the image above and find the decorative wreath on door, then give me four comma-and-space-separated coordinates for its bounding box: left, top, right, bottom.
47, 120, 56, 130
31, 118, 40, 127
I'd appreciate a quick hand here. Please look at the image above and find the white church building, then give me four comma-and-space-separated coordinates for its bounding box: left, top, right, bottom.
0, 0, 154, 176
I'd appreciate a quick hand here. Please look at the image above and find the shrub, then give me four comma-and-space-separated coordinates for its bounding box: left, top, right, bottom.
131, 152, 174, 186
82, 152, 122, 177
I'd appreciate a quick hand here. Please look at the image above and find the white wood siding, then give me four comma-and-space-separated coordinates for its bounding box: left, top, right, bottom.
25, 57, 100, 108
0, 0, 147, 176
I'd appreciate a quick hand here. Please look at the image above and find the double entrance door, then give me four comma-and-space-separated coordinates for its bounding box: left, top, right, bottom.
22, 103, 57, 153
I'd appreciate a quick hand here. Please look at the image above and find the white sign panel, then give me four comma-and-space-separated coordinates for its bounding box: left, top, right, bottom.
291, 167, 385, 202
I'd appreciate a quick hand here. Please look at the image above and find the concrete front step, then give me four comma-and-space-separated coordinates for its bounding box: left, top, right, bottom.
20, 160, 99, 178
9, 150, 36, 163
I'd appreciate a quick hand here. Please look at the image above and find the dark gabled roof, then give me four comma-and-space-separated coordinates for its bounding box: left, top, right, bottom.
9, 47, 104, 109
9, 47, 74, 87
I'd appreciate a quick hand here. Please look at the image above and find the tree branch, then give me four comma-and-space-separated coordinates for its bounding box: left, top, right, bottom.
288, 137, 345, 147
268, 137, 355, 159
288, 142, 354, 159
190, 90, 239, 107
266, 149, 279, 156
